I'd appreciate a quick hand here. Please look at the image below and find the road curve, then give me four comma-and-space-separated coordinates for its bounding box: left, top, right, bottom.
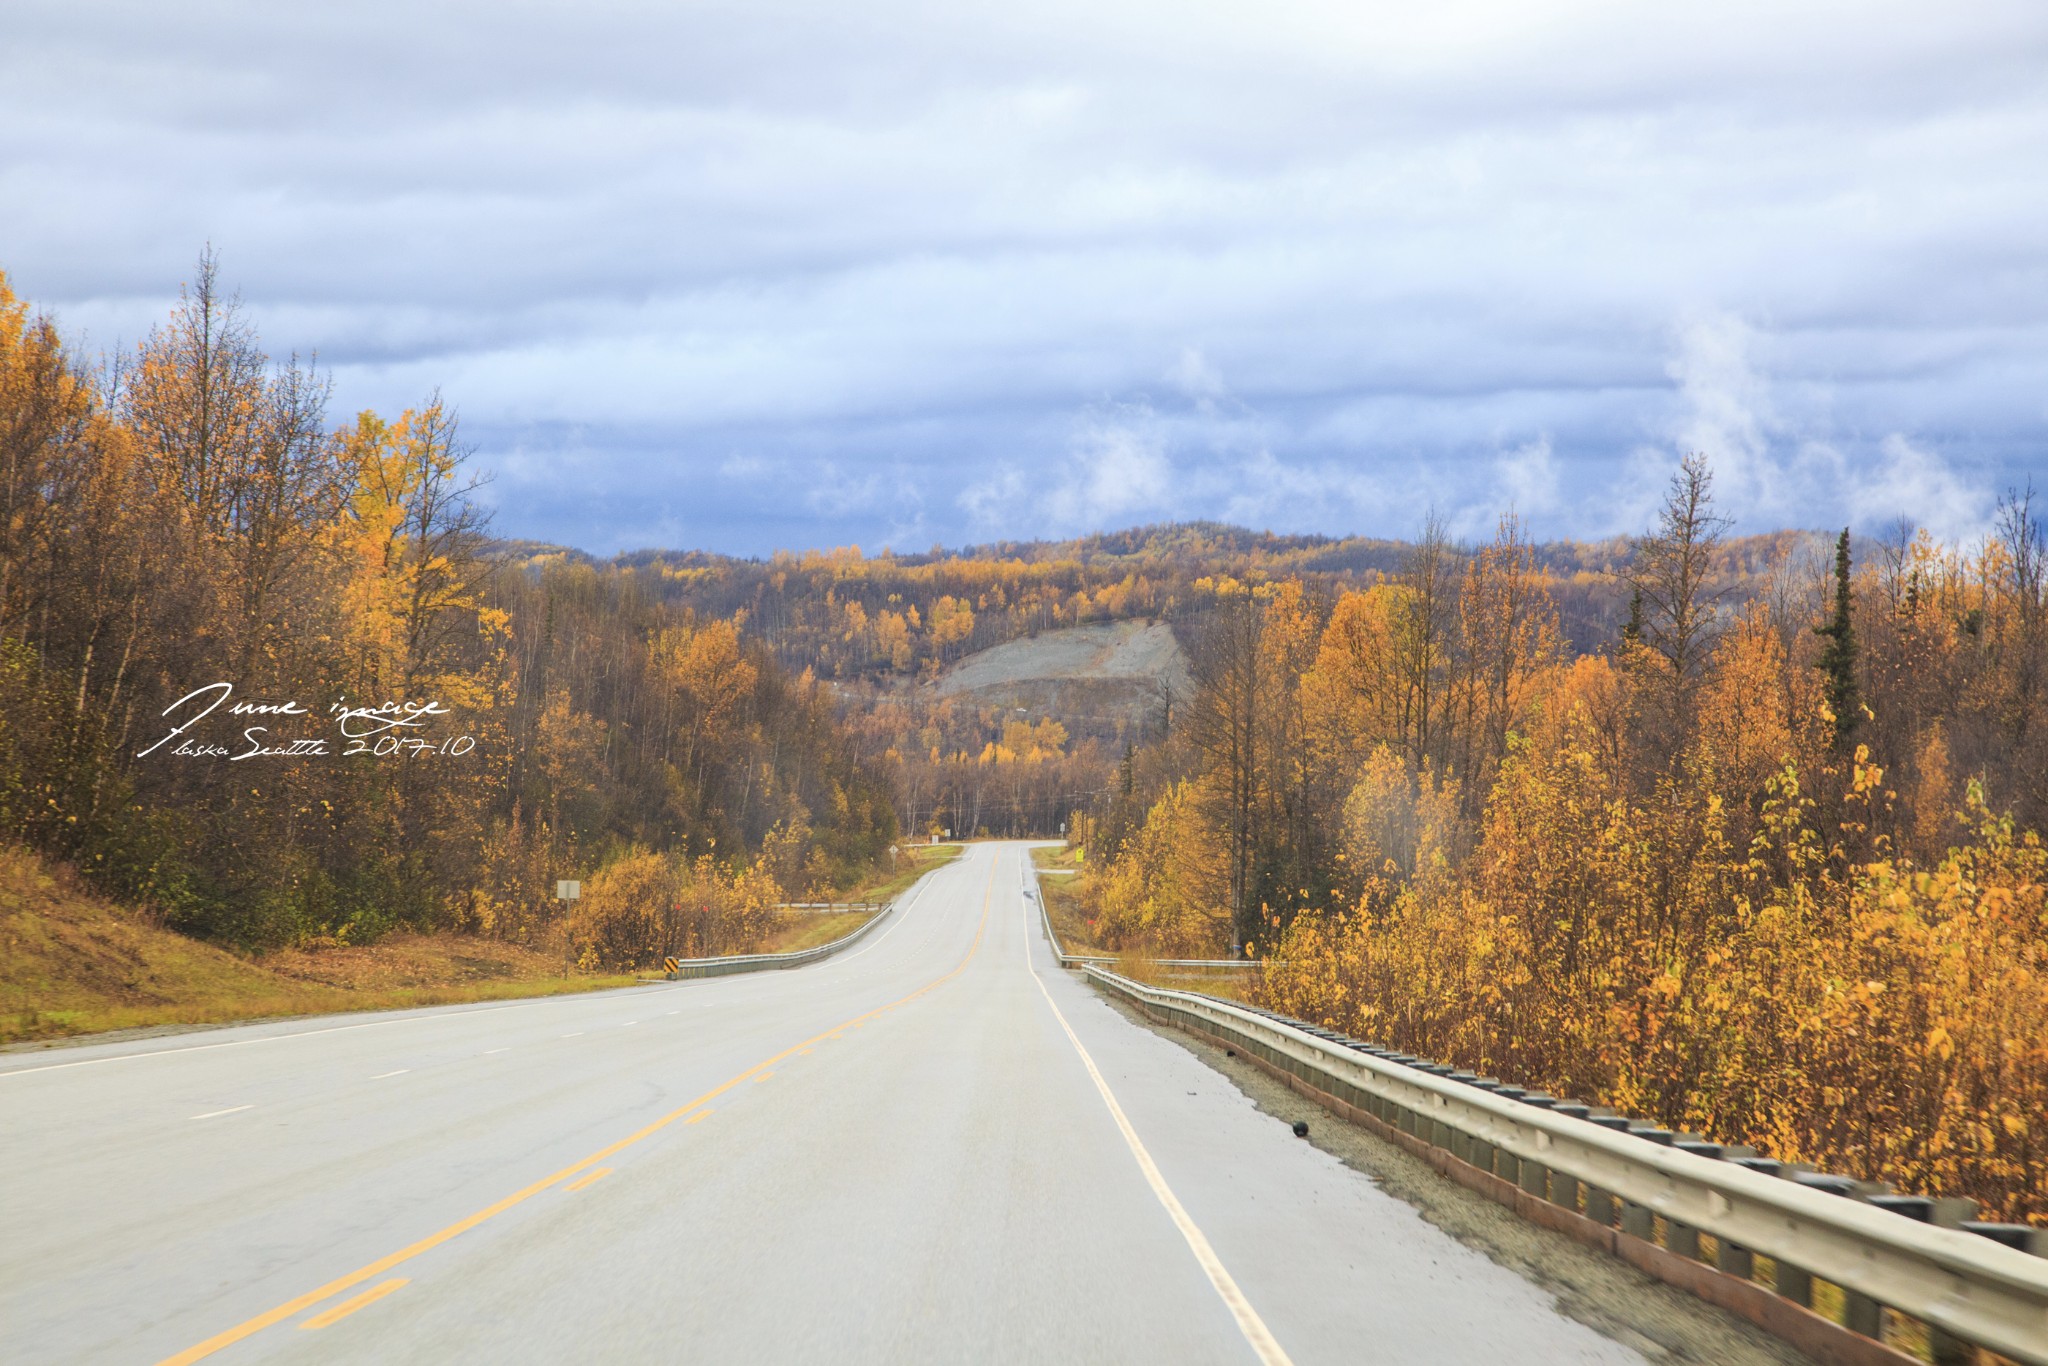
0, 842, 1647, 1364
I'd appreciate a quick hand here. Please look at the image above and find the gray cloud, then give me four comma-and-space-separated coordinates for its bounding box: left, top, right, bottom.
4, 0, 2044, 554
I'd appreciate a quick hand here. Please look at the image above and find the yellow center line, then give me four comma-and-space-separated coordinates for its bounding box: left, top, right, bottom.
685, 1110, 713, 1125
562, 1167, 612, 1193
297, 1279, 408, 1331
156, 852, 997, 1366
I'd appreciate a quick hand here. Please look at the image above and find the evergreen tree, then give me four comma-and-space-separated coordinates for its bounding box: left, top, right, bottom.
1815, 527, 1861, 748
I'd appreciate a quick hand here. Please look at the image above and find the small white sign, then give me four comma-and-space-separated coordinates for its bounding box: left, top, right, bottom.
556, 880, 581, 901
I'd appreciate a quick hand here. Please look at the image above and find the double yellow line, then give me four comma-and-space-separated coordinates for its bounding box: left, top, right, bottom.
158, 855, 996, 1365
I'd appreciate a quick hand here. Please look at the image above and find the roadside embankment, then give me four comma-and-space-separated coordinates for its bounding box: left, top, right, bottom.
0, 846, 637, 1046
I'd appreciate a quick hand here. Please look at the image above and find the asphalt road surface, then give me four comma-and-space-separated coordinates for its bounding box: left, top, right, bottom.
0, 842, 1650, 1364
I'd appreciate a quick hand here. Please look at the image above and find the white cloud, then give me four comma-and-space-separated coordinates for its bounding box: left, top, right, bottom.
1668, 311, 1781, 518
1848, 434, 1998, 546
1169, 347, 1228, 406
1487, 437, 1563, 523
957, 465, 1029, 532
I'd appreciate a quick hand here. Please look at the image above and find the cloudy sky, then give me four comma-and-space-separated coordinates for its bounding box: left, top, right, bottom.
3, 1, 2043, 555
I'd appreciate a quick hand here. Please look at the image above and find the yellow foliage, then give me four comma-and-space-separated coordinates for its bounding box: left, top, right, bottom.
1260, 717, 2048, 1221
1088, 781, 1229, 956
568, 846, 790, 970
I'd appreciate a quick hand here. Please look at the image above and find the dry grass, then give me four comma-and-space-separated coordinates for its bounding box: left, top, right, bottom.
1029, 843, 1108, 956
1027, 843, 1252, 1001
660, 843, 962, 961
0, 846, 637, 1045
755, 909, 875, 954
1150, 966, 1256, 1002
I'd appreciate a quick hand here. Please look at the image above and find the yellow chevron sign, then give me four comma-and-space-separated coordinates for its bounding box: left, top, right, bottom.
663, 957, 681, 974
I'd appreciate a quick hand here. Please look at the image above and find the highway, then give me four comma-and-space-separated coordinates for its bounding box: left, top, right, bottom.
0, 842, 1649, 1364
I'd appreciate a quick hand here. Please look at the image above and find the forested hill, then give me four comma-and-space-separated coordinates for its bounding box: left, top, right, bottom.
542, 520, 1834, 846
597, 520, 1826, 686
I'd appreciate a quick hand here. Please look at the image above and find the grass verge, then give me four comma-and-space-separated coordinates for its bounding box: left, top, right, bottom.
1028, 844, 1254, 1001
0, 846, 638, 1046
687, 844, 965, 960
845, 841, 963, 906
754, 909, 875, 954
1029, 843, 1109, 956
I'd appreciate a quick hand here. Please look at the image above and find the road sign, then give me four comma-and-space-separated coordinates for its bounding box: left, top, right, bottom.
663, 956, 681, 974
556, 880, 580, 901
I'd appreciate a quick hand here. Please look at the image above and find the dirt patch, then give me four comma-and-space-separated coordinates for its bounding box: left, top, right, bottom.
937, 619, 1189, 696
1094, 984, 1811, 1366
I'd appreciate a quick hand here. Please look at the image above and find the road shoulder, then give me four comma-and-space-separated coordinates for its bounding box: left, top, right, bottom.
1091, 983, 1810, 1366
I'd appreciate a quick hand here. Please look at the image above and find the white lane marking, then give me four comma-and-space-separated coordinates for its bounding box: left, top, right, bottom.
482, 1049, 508, 1055
621, 1021, 639, 1028
665, 1010, 680, 1016
561, 1032, 584, 1038
830, 875, 933, 966
370, 1069, 409, 1079
190, 1104, 254, 1120
1024, 897, 1294, 1366
888, 859, 969, 964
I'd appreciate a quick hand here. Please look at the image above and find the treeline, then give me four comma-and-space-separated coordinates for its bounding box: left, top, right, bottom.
837, 695, 1113, 840
625, 521, 1806, 683
1082, 456, 2048, 1221
0, 259, 894, 956
615, 519, 1833, 843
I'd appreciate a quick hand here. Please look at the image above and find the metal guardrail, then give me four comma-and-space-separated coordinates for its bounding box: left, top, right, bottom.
775, 901, 885, 914
1081, 967, 2048, 1366
1059, 956, 1259, 968
661, 900, 895, 980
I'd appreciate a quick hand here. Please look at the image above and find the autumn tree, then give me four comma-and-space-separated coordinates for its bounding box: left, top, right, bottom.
1184, 585, 1269, 954
1459, 511, 1560, 801
1627, 453, 1730, 753
1392, 512, 1465, 774
122, 249, 340, 677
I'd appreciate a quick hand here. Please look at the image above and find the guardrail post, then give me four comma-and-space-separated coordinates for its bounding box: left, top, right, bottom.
1620, 1201, 1653, 1241
1842, 1289, 1881, 1339
1519, 1159, 1550, 1199
1926, 1325, 1976, 1366
1666, 1220, 1701, 1260
1774, 1259, 1813, 1307
1719, 1242, 1755, 1279
1549, 1171, 1581, 1213
1585, 1186, 1617, 1227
